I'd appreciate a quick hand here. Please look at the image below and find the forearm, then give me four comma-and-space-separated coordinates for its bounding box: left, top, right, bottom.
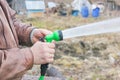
13, 18, 35, 46
7, 0, 34, 46
0, 48, 33, 80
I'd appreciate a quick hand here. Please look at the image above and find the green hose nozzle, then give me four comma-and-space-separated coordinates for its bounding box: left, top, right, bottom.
39, 30, 63, 80
45, 30, 63, 42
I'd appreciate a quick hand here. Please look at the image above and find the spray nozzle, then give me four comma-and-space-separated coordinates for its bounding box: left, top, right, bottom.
45, 30, 63, 42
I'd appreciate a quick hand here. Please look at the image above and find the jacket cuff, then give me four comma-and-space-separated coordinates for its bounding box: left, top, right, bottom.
29, 28, 37, 45
26, 27, 35, 46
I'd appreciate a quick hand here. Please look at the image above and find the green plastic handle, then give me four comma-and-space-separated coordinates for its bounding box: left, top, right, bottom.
45, 30, 63, 42
39, 76, 44, 80
39, 30, 63, 80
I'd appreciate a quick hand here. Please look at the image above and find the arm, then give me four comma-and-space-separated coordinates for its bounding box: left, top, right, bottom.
7, 2, 52, 45
0, 48, 33, 79
13, 18, 35, 46
8, 5, 35, 46
3, 0, 34, 46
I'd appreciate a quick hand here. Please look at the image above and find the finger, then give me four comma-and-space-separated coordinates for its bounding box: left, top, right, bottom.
44, 48, 55, 55
48, 49, 55, 54
49, 53, 54, 58
43, 53, 54, 63
39, 29, 52, 36
52, 41, 56, 44
43, 52, 54, 58
46, 58, 54, 63
45, 53, 54, 58
47, 43, 55, 48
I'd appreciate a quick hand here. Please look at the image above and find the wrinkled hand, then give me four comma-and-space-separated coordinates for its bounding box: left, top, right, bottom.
30, 41, 55, 64
31, 29, 52, 43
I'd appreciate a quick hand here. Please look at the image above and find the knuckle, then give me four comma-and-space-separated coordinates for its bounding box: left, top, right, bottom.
47, 43, 55, 48
51, 43, 55, 47
44, 57, 48, 62
51, 55, 54, 58
42, 47, 46, 52
50, 59, 54, 62
52, 49, 55, 53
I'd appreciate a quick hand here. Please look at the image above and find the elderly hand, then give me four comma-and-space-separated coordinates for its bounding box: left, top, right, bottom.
31, 29, 52, 43
30, 29, 56, 64
31, 41, 55, 64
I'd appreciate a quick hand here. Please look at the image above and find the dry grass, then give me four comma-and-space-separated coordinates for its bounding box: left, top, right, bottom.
20, 14, 108, 31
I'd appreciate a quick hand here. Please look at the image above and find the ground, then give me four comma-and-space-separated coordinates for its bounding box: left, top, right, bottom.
18, 14, 120, 80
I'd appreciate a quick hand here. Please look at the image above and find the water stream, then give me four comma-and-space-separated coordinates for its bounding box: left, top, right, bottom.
62, 17, 120, 39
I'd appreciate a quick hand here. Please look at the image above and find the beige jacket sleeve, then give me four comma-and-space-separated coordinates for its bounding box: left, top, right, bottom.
13, 18, 35, 46
8, 4, 35, 46
0, 1, 34, 80
0, 48, 34, 80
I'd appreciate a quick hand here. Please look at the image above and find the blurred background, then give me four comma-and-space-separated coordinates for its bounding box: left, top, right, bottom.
7, 0, 120, 80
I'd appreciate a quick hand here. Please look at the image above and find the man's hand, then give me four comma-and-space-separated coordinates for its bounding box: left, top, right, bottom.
30, 41, 55, 64
30, 29, 56, 64
31, 29, 52, 43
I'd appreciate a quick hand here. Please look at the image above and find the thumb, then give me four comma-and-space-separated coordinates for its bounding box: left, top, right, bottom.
39, 29, 52, 36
